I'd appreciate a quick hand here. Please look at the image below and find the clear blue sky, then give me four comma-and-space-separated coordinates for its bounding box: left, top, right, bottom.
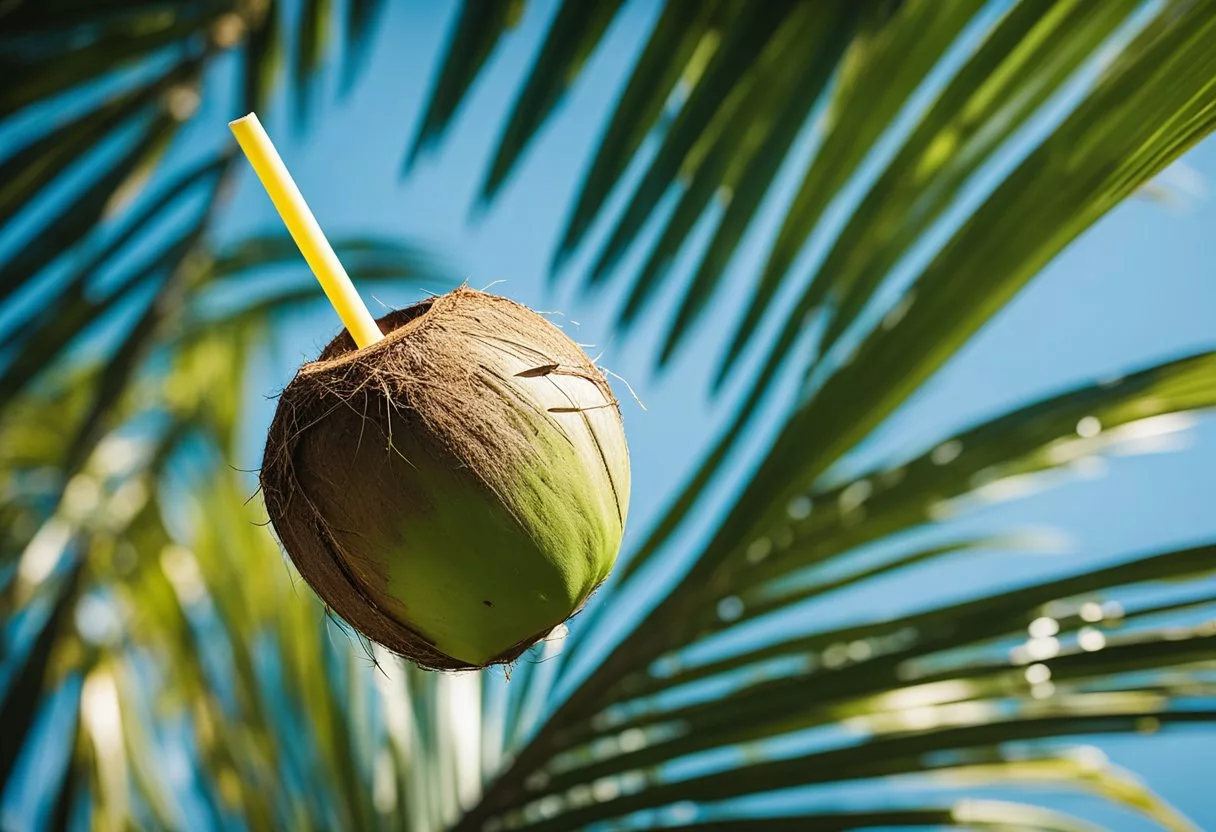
201, 2, 1216, 828
10, 0, 1210, 828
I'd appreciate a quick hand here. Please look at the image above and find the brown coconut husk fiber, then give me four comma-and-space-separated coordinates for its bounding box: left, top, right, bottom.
260, 287, 627, 671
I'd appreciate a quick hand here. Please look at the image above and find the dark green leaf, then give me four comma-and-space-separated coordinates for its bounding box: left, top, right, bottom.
721, 0, 1143, 387
0, 568, 80, 789
61, 212, 210, 474
507, 708, 1215, 831
404, 0, 525, 171
0, 12, 208, 119
713, 349, 1216, 606
585, 1, 797, 283
720, 0, 985, 375
0, 61, 190, 236
656, 1, 861, 365
340, 0, 386, 93
692, 0, 1216, 602
0, 225, 197, 418
615, 542, 1216, 706
817, 0, 1142, 360
0, 154, 228, 411
242, 0, 281, 115
478, 0, 625, 203
0, 0, 189, 35
46, 719, 84, 832
550, 0, 722, 272
611, 1, 852, 333
662, 803, 1102, 832
292, 0, 332, 130
0, 111, 204, 306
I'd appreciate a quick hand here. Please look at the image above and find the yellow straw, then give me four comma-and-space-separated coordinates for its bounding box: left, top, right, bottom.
228, 113, 383, 349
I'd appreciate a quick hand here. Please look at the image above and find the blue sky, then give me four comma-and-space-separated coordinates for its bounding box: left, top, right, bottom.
6, 0, 1214, 828
199, 1, 1216, 827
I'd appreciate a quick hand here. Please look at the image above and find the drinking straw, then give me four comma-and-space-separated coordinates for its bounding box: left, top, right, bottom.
229, 112, 383, 349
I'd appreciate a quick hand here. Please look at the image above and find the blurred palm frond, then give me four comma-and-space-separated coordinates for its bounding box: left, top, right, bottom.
3, 0, 1216, 830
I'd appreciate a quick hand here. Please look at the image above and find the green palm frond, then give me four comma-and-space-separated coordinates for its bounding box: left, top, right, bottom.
477, 0, 625, 204
721, 0, 1141, 381
605, 0, 1216, 590
1, 3, 450, 826
405, 1, 1216, 830
404, 0, 526, 172
0, 0, 447, 501
405, 6, 1216, 619
445, 353, 1216, 829
4, 0, 1216, 830
0, 0, 409, 457
0, 230, 445, 829
417, 0, 1209, 384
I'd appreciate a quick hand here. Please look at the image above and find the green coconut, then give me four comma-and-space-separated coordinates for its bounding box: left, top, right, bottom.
260, 288, 630, 669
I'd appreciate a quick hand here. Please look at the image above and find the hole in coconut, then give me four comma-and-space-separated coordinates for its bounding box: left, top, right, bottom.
317, 299, 437, 362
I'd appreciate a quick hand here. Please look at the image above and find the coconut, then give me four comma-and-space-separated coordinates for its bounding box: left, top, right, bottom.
260, 288, 629, 670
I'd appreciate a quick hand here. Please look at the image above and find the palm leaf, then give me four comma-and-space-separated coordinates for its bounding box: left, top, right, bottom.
725, 0, 987, 338
651, 802, 1110, 832
560, 345, 1216, 694
652, 1, 862, 364
0, 7, 212, 119
5, 1, 1216, 830
1, 257, 437, 828
601, 0, 1216, 600
398, 3, 1216, 829
0, 4, 454, 825
0, 155, 229, 398
293, 0, 333, 129
450, 396, 1216, 829
405, 0, 526, 172
341, 0, 388, 92
548, 0, 723, 273
722, 0, 1140, 383
0, 0, 411, 470
243, 0, 282, 115
0, 60, 190, 232
584, 0, 798, 285
0, 568, 80, 787
612, 0, 860, 338
476, 0, 625, 203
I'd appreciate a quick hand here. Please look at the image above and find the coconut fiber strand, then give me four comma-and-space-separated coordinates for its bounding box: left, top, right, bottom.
261, 288, 630, 670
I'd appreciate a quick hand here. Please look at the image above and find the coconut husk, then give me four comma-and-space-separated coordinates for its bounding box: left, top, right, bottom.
260, 288, 628, 670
